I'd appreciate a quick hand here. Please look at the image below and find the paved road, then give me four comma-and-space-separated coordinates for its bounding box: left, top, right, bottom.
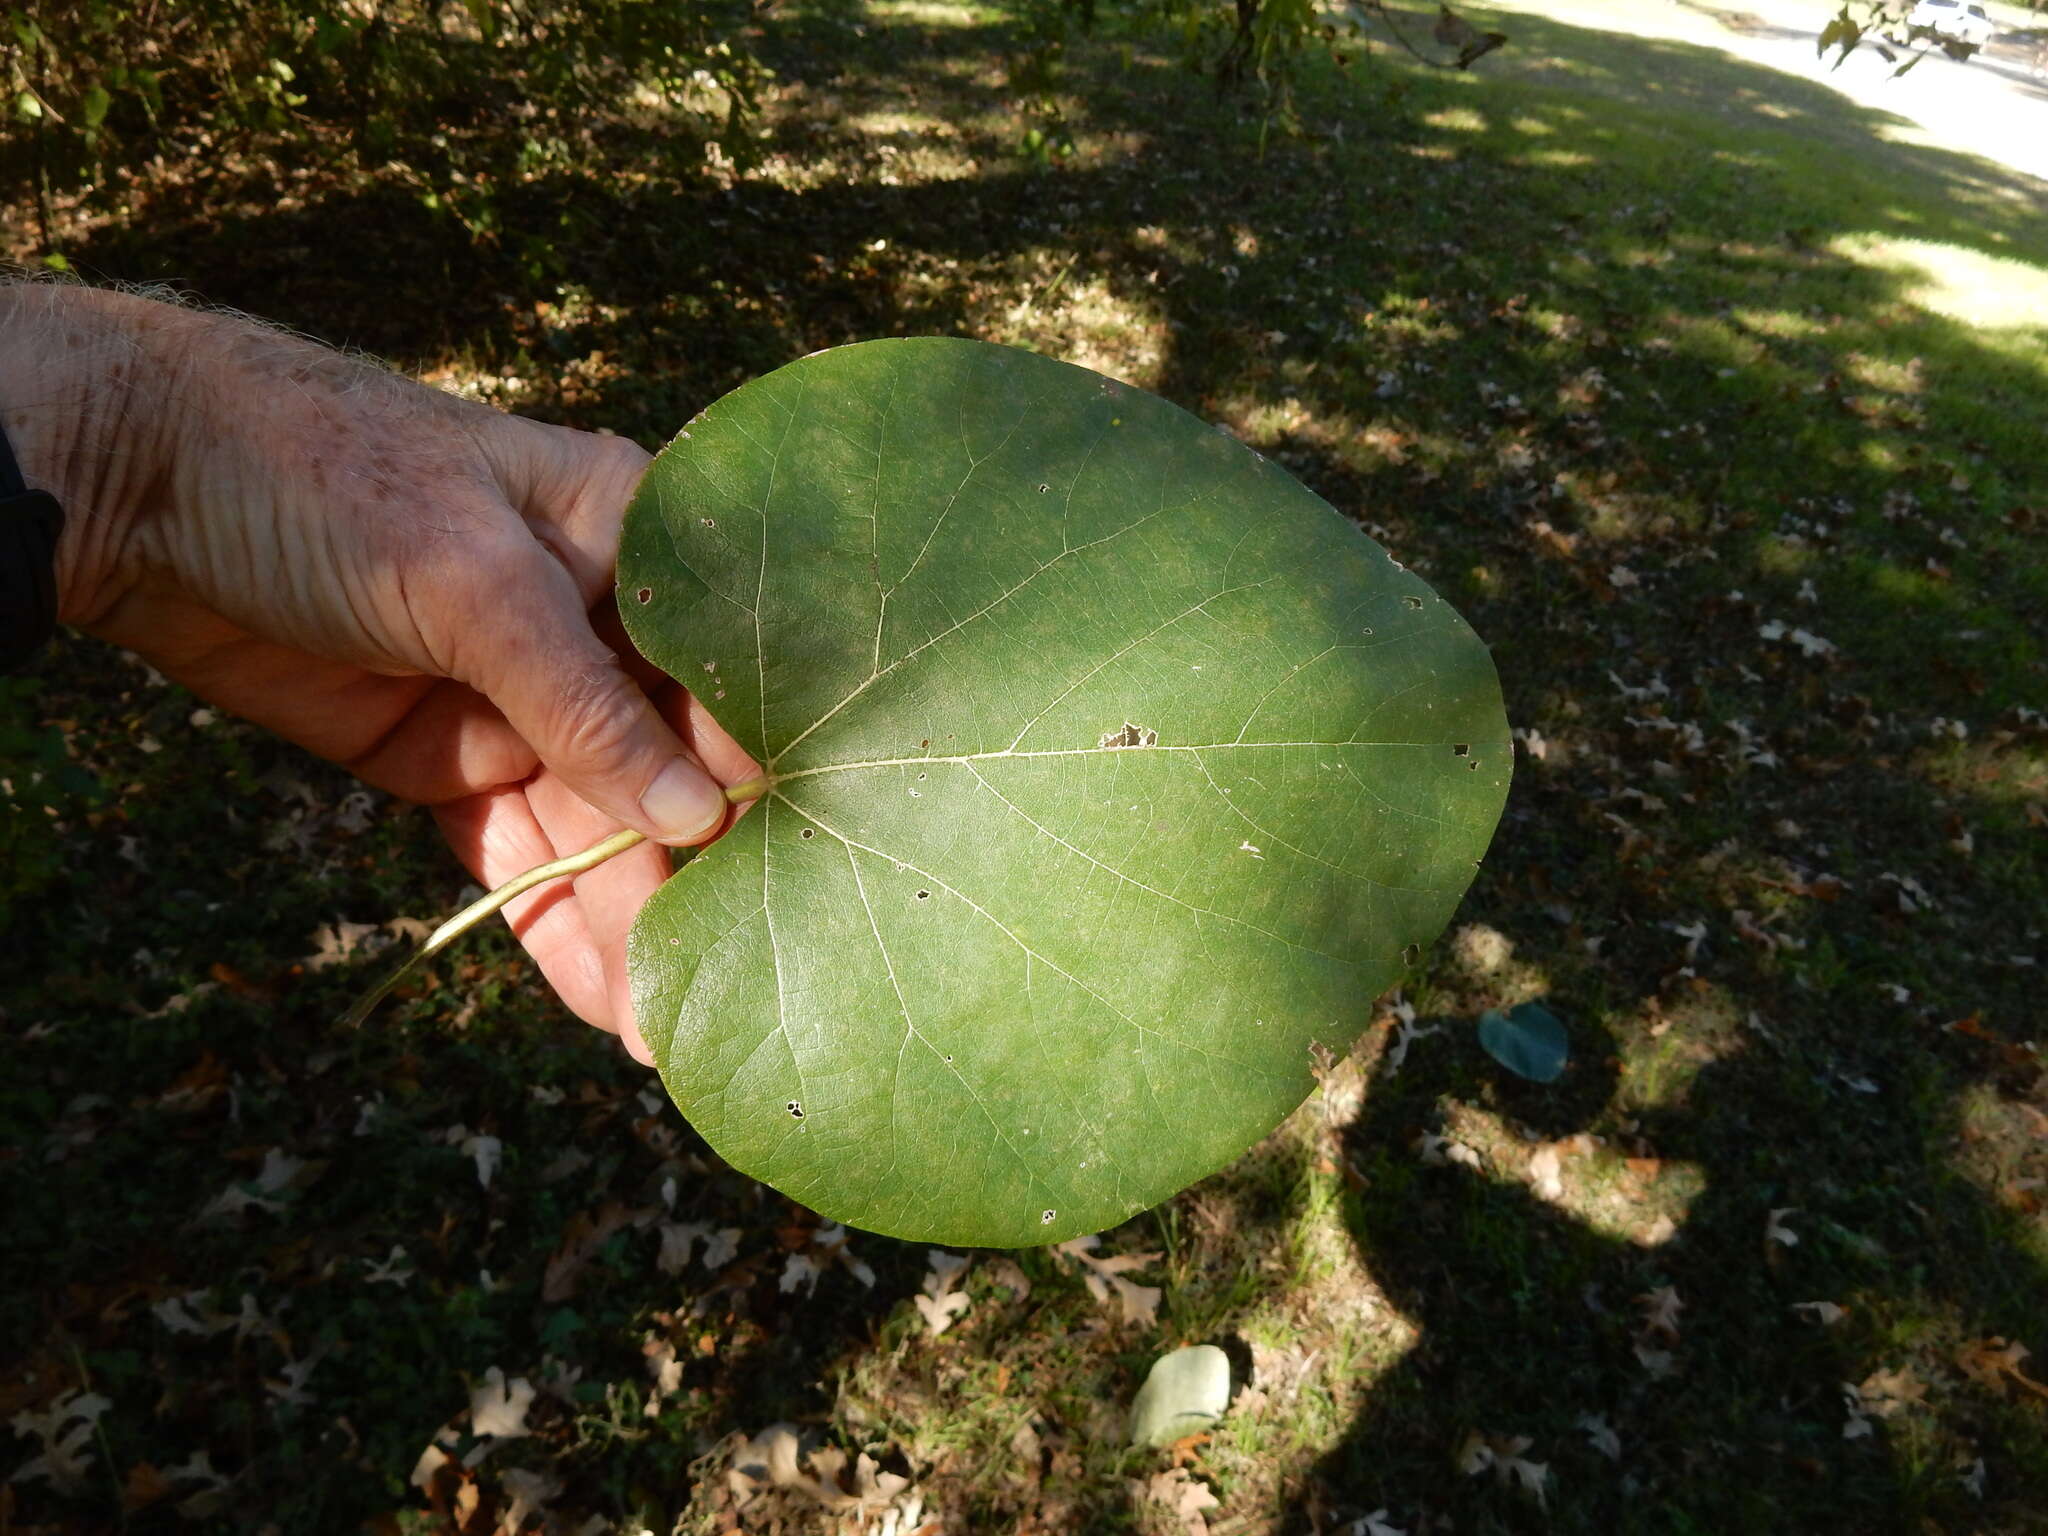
1698, 8, 2048, 183
1481, 0, 2048, 185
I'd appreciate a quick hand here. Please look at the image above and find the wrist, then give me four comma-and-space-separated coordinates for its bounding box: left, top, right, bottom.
0, 282, 188, 628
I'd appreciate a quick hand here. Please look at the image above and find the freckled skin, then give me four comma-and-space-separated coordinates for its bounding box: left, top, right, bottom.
0, 283, 758, 1057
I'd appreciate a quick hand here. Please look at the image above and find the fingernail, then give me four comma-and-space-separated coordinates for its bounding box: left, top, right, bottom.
642, 759, 725, 843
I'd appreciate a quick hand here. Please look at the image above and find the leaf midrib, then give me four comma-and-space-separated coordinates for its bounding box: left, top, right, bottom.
769, 738, 1485, 784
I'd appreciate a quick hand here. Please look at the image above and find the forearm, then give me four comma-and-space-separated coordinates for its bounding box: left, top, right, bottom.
0, 281, 190, 628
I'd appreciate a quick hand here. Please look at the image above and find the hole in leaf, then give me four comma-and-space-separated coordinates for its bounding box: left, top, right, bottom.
700, 517, 717, 528
915, 890, 930, 901
1402, 942, 1422, 966
1041, 1209, 1057, 1224
1402, 595, 1424, 610
799, 828, 815, 839
1037, 483, 1051, 493
1099, 722, 1159, 750
635, 587, 653, 604
1469, 759, 1480, 769
787, 1101, 804, 1119
1453, 744, 1469, 756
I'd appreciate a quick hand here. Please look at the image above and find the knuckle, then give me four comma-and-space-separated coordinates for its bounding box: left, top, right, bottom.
546, 654, 645, 767
575, 433, 655, 515
597, 432, 653, 478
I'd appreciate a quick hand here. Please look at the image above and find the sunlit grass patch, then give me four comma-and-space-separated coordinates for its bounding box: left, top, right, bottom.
1831, 233, 2048, 337
1422, 105, 1490, 133
866, 0, 1005, 22
1003, 272, 1170, 382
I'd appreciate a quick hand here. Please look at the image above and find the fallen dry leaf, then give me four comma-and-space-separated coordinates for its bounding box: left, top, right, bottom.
985, 1257, 1032, 1302
10, 1389, 110, 1495
1529, 1145, 1564, 1202
1633, 1341, 1677, 1378
913, 1250, 972, 1337
1052, 1236, 1163, 1326
1577, 1412, 1621, 1460
469, 1367, 536, 1441
1133, 1466, 1220, 1536
1636, 1285, 1684, 1343
121, 1460, 176, 1513
499, 1466, 564, 1530
1455, 1430, 1550, 1504
1792, 1300, 1848, 1327
1416, 1131, 1482, 1169
721, 1423, 931, 1529
1955, 1337, 2048, 1400
543, 1201, 653, 1302
1856, 1364, 1928, 1418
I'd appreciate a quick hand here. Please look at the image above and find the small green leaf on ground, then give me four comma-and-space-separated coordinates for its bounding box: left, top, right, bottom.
1130, 1343, 1232, 1447
1476, 999, 1569, 1082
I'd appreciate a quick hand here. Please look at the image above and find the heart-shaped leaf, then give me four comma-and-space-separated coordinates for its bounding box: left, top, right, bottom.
618, 338, 1509, 1246
1477, 1000, 1569, 1083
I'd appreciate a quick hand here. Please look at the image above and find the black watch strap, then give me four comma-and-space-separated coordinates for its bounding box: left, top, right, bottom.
1, 414, 66, 673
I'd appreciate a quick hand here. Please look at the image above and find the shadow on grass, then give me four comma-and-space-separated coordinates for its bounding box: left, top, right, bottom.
7, 0, 2048, 1530
1320, 990, 2048, 1529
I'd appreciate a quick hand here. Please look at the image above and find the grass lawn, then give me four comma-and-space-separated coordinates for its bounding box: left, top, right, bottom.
3, 0, 2045, 1531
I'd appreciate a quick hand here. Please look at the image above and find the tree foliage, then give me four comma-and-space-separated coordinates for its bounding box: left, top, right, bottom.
1818, 0, 2043, 75
1008, 0, 1509, 154
3, 0, 766, 251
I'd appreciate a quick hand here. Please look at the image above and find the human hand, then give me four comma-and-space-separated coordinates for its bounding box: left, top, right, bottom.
1, 282, 754, 1060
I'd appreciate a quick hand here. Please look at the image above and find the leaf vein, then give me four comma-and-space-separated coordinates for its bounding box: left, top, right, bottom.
786, 795, 1291, 1080
961, 762, 1359, 964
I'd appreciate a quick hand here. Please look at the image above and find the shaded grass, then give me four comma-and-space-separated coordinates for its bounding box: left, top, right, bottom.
4, 0, 2047, 1531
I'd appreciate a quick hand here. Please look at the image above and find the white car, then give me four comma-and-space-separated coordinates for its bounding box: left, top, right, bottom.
1907, 0, 1995, 47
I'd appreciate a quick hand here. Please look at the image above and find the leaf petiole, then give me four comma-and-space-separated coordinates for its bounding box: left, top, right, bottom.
339, 777, 770, 1027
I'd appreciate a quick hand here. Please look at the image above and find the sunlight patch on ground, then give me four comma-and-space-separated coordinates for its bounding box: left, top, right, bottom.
1424, 105, 1490, 132
1914, 736, 2048, 812
867, 0, 998, 25
1662, 309, 1773, 366
1946, 1081, 2048, 1263
996, 269, 1168, 387
1439, 1099, 1706, 1249
1754, 535, 1820, 577
1831, 234, 2048, 332
1736, 309, 1835, 343
847, 108, 954, 137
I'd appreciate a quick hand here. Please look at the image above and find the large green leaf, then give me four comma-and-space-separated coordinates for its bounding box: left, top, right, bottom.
618, 338, 1509, 1247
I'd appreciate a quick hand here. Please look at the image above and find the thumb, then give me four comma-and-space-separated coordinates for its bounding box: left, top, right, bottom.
451, 542, 730, 845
